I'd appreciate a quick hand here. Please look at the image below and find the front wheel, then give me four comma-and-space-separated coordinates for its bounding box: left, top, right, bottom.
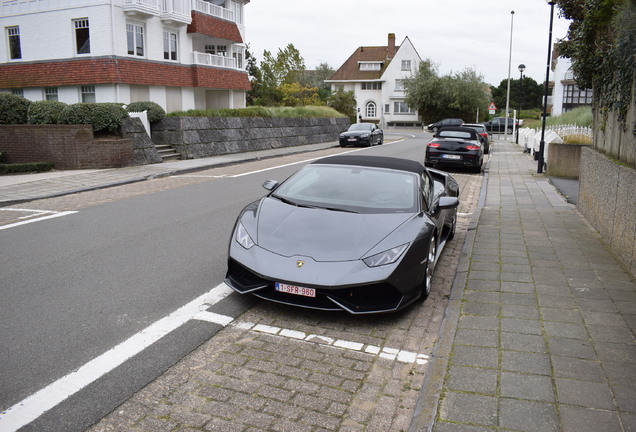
448, 210, 457, 240
421, 234, 437, 300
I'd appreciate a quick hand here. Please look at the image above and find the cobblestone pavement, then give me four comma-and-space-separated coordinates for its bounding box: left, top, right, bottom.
81, 170, 483, 431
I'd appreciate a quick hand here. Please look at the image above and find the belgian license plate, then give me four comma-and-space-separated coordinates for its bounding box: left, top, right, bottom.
348, 138, 357, 141
275, 282, 316, 298
442, 154, 461, 160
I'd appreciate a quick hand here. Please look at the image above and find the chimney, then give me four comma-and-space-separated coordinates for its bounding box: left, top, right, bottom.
388, 33, 396, 59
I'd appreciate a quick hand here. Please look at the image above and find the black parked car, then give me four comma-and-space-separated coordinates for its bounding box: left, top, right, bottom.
425, 126, 484, 173
426, 118, 464, 132
225, 155, 460, 314
339, 123, 383, 147
482, 117, 518, 133
462, 123, 490, 154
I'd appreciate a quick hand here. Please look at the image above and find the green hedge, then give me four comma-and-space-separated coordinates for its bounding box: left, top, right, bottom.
59, 103, 128, 132
0, 93, 32, 124
168, 106, 346, 118
0, 161, 54, 175
125, 101, 166, 123
27, 100, 68, 124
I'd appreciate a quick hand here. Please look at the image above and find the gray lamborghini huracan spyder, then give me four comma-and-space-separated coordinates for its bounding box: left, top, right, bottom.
225, 155, 459, 314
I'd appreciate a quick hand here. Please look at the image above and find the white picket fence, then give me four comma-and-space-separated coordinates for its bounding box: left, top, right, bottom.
517, 124, 592, 167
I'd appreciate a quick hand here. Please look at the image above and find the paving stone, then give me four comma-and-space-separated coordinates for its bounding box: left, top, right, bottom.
500, 317, 542, 335
500, 371, 555, 402
547, 336, 596, 359
446, 366, 498, 394
498, 398, 559, 432
438, 391, 498, 427
560, 405, 622, 432
501, 351, 552, 375
556, 378, 615, 409
454, 329, 499, 348
500, 332, 547, 353
451, 345, 499, 369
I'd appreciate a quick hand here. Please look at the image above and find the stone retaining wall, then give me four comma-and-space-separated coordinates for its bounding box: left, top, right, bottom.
152, 116, 350, 159
0, 124, 133, 169
578, 147, 636, 274
546, 143, 590, 178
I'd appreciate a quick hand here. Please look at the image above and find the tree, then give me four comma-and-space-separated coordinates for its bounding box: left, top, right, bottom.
327, 90, 356, 121
254, 44, 306, 106
490, 76, 544, 113
279, 83, 322, 107
297, 62, 335, 102
404, 60, 489, 122
245, 45, 262, 106
556, 0, 635, 122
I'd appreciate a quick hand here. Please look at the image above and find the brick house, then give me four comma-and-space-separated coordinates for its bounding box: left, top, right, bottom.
326, 33, 422, 128
0, 0, 251, 113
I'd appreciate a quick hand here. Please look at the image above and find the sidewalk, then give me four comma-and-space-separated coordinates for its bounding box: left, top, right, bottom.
412, 139, 636, 432
0, 141, 339, 206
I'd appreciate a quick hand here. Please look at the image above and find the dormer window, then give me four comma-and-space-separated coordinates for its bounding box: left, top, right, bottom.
359, 62, 382, 71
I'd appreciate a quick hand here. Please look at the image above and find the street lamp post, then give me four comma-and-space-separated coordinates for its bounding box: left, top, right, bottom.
504, 10, 515, 136
538, 0, 556, 174
516, 64, 525, 144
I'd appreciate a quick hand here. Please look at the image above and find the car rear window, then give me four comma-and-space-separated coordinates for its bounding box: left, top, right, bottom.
438, 131, 473, 139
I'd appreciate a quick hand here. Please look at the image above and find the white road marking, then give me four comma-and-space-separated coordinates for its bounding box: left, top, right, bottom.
0, 283, 234, 432
0, 209, 78, 230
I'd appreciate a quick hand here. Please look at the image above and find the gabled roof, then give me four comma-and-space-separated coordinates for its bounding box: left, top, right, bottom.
328, 45, 398, 82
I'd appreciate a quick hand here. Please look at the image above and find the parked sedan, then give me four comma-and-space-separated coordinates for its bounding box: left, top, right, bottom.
425, 126, 484, 173
225, 155, 460, 314
482, 117, 518, 133
339, 123, 383, 147
426, 118, 464, 132
462, 123, 490, 154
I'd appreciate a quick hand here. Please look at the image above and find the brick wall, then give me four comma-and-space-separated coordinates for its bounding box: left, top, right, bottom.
0, 125, 133, 169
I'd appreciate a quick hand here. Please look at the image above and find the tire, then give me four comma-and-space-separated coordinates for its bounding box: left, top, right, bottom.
379, 135, 384, 145
447, 209, 457, 241
421, 234, 437, 300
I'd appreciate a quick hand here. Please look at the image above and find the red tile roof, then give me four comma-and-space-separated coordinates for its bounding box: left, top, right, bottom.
328, 45, 399, 81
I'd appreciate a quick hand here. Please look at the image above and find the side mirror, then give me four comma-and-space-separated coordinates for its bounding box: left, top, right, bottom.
262, 180, 280, 191
438, 196, 459, 210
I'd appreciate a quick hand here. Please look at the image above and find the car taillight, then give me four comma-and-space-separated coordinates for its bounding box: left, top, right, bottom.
428, 142, 441, 148
465, 145, 480, 150
479, 133, 487, 138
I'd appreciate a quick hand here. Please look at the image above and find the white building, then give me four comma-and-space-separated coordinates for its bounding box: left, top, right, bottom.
326, 34, 422, 128
0, 0, 251, 113
550, 55, 593, 116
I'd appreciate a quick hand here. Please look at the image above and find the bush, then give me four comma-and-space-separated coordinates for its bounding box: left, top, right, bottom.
125, 101, 166, 123
0, 93, 32, 124
59, 103, 128, 133
168, 106, 346, 118
0, 161, 54, 175
27, 100, 68, 124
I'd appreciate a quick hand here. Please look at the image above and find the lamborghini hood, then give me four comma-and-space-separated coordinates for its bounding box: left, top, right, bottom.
253, 198, 413, 262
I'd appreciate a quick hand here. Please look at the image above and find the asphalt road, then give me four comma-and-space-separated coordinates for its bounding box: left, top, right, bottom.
0, 131, 480, 431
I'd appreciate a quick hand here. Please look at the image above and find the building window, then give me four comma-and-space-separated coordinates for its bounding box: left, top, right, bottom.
163, 30, 177, 61
81, 85, 95, 103
394, 101, 414, 114
6, 26, 21, 60
401, 60, 411, 71
204, 44, 228, 56
563, 84, 593, 106
335, 84, 345, 92
126, 23, 144, 56
44, 87, 58, 101
232, 46, 244, 69
359, 62, 381, 71
361, 82, 382, 90
384, 104, 390, 114
366, 102, 377, 118
11, 88, 23, 97
395, 80, 406, 91
73, 18, 90, 54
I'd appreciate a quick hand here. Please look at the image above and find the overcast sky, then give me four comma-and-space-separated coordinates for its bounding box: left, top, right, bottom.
245, 0, 572, 86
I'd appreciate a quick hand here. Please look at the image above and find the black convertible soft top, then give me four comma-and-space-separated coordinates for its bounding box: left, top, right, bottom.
312, 155, 425, 175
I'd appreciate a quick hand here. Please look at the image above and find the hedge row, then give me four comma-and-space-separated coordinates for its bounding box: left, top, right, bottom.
0, 94, 166, 132
0, 161, 54, 174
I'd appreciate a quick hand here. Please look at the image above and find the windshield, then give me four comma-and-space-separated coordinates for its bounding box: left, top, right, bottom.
272, 164, 418, 213
347, 123, 373, 132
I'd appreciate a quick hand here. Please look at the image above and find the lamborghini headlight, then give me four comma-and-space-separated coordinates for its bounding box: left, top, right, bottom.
235, 222, 255, 249
363, 243, 408, 267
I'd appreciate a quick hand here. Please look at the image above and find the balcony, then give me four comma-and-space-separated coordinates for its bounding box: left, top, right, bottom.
193, 51, 237, 69
191, 0, 234, 21
123, 0, 161, 17
161, 0, 192, 25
